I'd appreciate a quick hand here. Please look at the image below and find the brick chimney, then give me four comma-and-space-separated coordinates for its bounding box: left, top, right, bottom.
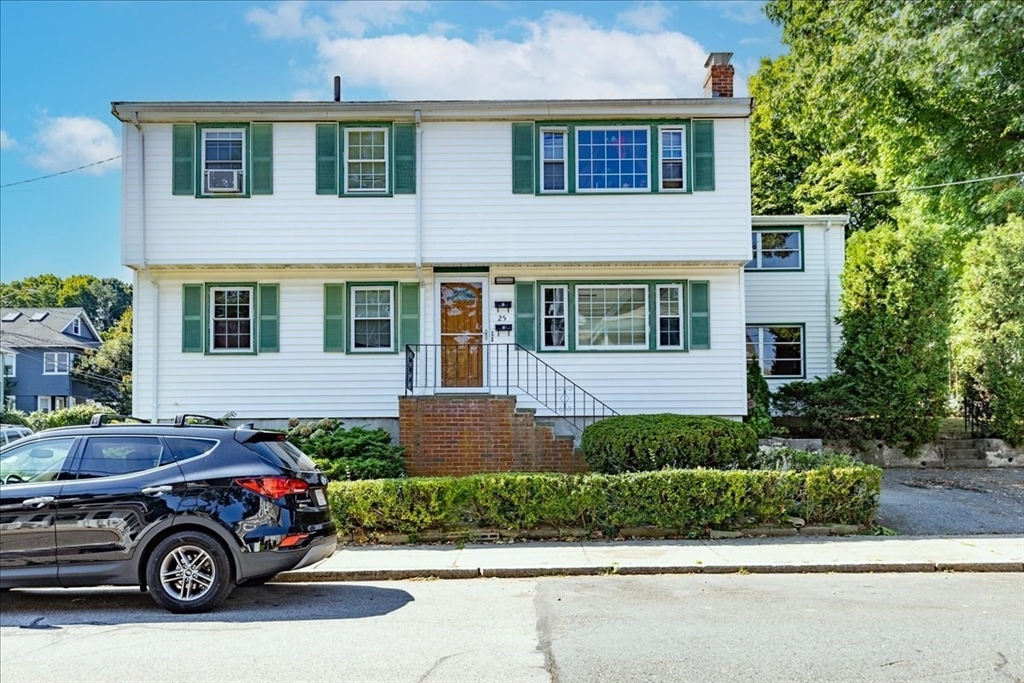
703, 52, 734, 98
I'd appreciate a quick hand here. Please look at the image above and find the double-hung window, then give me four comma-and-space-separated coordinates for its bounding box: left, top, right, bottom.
540, 129, 567, 193
351, 286, 394, 351
202, 129, 245, 194
345, 128, 389, 194
576, 127, 649, 192
748, 230, 802, 270
576, 285, 649, 349
659, 127, 686, 191
541, 285, 569, 349
43, 352, 70, 375
69, 318, 81, 335
210, 287, 253, 352
657, 285, 684, 348
746, 326, 804, 378
1, 353, 14, 378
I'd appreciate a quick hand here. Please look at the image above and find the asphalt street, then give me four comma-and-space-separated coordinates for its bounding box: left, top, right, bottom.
876, 468, 1024, 535
2, 573, 1022, 683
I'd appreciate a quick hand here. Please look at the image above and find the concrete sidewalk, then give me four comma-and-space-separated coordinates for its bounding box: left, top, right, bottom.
277, 535, 1024, 582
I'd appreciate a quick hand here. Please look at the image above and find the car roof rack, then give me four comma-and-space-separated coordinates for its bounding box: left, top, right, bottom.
173, 414, 229, 427
90, 414, 152, 427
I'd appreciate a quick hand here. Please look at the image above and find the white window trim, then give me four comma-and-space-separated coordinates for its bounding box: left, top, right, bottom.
748, 230, 803, 270
43, 352, 70, 375
68, 318, 81, 335
656, 284, 685, 349
208, 286, 255, 353
344, 127, 390, 195
748, 325, 804, 378
575, 284, 650, 351
574, 125, 652, 194
541, 285, 569, 350
350, 285, 395, 352
539, 128, 568, 194
657, 126, 687, 192
201, 128, 247, 195
3, 396, 14, 410
38, 396, 52, 412
2, 352, 15, 378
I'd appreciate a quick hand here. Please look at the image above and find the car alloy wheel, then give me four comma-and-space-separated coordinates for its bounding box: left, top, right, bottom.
146, 531, 233, 613
160, 544, 216, 601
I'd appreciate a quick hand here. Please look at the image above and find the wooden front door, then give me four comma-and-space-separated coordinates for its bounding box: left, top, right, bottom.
440, 281, 484, 388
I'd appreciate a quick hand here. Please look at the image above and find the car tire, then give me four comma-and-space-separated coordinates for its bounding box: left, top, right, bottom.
238, 574, 277, 587
145, 531, 234, 614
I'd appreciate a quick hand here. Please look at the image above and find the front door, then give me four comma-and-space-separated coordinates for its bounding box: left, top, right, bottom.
439, 281, 484, 388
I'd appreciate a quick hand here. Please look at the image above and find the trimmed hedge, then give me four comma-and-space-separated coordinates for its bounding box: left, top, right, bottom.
580, 414, 759, 473
327, 465, 882, 537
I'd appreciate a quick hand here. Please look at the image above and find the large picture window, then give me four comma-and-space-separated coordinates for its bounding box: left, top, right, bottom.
576, 285, 648, 349
748, 230, 802, 270
210, 287, 253, 352
746, 325, 804, 377
351, 286, 394, 351
576, 127, 649, 192
345, 128, 389, 194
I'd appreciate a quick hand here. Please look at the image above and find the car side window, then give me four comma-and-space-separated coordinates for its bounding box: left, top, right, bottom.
75, 436, 166, 479
161, 437, 218, 465
0, 437, 77, 485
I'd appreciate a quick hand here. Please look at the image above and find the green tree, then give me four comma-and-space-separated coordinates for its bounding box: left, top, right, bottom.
74, 308, 133, 414
1, 274, 131, 332
951, 217, 1024, 444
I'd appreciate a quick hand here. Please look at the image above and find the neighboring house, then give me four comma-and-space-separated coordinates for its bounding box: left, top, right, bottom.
0, 308, 101, 413
745, 215, 847, 391
109, 53, 843, 440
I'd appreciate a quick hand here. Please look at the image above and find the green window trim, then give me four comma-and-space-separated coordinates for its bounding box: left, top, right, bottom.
746, 323, 806, 379
315, 123, 417, 197
323, 282, 418, 354
688, 281, 710, 350
194, 123, 252, 199
692, 120, 715, 192
250, 123, 274, 195
324, 284, 346, 352
181, 284, 203, 352
181, 282, 280, 355
398, 282, 421, 351
172, 125, 195, 196
257, 283, 279, 352
346, 281, 399, 354
204, 282, 259, 356
515, 281, 537, 350
747, 226, 805, 272
316, 124, 339, 195
518, 119, 705, 196
532, 280, 700, 353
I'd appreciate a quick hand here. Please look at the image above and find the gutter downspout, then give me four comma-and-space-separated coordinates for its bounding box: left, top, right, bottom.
824, 220, 833, 376
414, 109, 425, 355
132, 112, 159, 421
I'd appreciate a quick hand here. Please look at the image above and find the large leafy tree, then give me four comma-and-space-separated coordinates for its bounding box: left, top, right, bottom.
0, 274, 131, 332
74, 308, 133, 414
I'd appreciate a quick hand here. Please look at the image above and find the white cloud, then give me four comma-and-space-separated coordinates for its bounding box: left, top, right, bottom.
318, 11, 712, 99
0, 130, 16, 150
616, 1, 672, 32
701, 1, 764, 25
247, 0, 430, 39
28, 116, 120, 175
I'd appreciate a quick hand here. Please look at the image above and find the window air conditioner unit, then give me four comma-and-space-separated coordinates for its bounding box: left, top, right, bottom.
207, 170, 241, 192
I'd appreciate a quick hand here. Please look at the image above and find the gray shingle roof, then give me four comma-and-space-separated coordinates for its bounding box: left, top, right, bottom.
0, 308, 101, 350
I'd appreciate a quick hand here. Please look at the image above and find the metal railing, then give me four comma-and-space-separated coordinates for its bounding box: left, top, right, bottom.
963, 380, 992, 438
404, 343, 618, 432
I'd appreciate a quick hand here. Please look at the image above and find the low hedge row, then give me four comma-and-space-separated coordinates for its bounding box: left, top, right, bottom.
327, 465, 882, 537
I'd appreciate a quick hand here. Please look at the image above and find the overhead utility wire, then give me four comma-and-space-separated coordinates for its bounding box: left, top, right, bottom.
857, 172, 1024, 196
0, 156, 121, 189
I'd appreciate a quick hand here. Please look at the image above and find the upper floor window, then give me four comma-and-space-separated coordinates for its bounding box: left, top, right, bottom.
659, 127, 686, 191
351, 286, 394, 351
541, 129, 567, 193
577, 127, 649, 192
746, 325, 804, 378
345, 128, 389, 194
69, 318, 81, 335
43, 352, 70, 375
748, 229, 803, 270
210, 287, 253, 352
202, 129, 246, 194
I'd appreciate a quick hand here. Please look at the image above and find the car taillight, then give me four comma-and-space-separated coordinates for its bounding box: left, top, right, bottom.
235, 476, 309, 500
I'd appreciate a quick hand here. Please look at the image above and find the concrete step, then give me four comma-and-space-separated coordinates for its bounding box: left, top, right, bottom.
943, 449, 983, 460
943, 459, 989, 469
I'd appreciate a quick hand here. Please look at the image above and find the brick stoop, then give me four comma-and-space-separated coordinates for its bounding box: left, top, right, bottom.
399, 395, 587, 476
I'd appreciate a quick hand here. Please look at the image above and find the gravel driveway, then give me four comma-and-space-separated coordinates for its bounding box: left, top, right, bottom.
876, 468, 1024, 535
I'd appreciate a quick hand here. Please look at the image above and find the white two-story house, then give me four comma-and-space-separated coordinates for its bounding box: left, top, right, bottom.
111, 53, 843, 465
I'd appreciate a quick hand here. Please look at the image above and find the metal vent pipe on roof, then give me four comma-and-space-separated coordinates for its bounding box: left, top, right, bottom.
334, 76, 341, 102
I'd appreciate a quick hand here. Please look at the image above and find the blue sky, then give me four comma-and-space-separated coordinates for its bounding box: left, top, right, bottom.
0, 1, 784, 285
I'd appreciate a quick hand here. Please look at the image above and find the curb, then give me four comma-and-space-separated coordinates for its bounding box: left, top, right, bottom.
275, 560, 1024, 583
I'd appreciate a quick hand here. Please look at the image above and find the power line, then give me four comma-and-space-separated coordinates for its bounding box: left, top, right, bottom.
0, 156, 121, 189
857, 172, 1024, 197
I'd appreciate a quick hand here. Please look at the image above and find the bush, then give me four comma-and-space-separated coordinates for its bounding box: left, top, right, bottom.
286, 419, 406, 480
328, 466, 882, 536
745, 360, 775, 438
753, 447, 860, 472
772, 375, 862, 440
28, 404, 114, 431
580, 414, 759, 473
0, 409, 31, 428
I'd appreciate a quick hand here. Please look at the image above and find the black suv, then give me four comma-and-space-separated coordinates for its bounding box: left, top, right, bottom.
0, 414, 337, 613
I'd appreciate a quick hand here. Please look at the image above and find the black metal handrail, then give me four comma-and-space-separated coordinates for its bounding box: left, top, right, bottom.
963, 379, 992, 438
404, 343, 618, 433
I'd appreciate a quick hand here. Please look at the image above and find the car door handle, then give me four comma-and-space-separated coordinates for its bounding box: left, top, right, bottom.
22, 496, 55, 508
141, 486, 173, 496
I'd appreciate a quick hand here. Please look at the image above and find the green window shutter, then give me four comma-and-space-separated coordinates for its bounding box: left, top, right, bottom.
511, 122, 535, 194
258, 283, 279, 352
515, 281, 537, 350
688, 281, 710, 349
324, 284, 346, 352
692, 120, 715, 191
393, 123, 416, 195
251, 123, 273, 195
316, 124, 338, 195
398, 283, 420, 351
182, 284, 204, 352
172, 124, 195, 196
